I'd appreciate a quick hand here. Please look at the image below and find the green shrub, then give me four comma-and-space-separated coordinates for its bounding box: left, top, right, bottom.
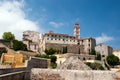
51, 62, 57, 69
85, 62, 104, 70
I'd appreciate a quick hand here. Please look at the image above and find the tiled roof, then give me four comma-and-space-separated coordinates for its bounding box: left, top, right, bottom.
44, 32, 76, 38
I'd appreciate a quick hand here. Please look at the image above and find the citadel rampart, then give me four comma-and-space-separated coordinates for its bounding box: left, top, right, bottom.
31, 69, 120, 80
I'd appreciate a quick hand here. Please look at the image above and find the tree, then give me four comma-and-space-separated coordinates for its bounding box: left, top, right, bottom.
106, 54, 119, 67
95, 53, 101, 60
85, 62, 104, 70
45, 48, 57, 55
12, 40, 28, 51
89, 49, 96, 55
62, 46, 67, 54
2, 32, 15, 41
49, 55, 57, 63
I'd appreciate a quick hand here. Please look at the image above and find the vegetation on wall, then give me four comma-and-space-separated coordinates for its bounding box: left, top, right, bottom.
89, 49, 96, 55
89, 49, 101, 61
45, 48, 58, 55
95, 53, 101, 60
62, 46, 67, 54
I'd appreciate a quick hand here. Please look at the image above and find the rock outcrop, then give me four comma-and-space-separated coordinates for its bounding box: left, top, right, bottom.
57, 56, 91, 70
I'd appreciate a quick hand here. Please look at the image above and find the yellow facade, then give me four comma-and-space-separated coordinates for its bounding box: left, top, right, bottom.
2, 53, 25, 68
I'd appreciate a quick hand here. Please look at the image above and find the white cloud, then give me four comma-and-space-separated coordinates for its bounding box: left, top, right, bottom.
49, 21, 64, 28
0, 0, 42, 40
95, 33, 114, 44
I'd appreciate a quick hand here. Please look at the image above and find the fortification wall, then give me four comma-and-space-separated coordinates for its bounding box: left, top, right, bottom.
31, 68, 120, 80
46, 43, 82, 54
0, 67, 26, 75
0, 71, 26, 80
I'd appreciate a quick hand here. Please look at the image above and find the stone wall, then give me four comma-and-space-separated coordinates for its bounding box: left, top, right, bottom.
31, 68, 120, 80
46, 43, 83, 54
25, 57, 50, 80
0, 68, 26, 75
0, 71, 26, 80
27, 57, 50, 70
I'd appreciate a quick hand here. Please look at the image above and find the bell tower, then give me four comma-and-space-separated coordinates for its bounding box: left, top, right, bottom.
74, 23, 80, 39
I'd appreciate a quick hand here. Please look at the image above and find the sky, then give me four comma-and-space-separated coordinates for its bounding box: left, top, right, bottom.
0, 0, 120, 49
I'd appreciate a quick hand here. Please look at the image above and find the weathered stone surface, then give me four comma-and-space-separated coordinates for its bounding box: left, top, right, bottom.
57, 56, 91, 70
25, 57, 50, 80
27, 57, 50, 70
0, 71, 25, 80
31, 69, 65, 80
46, 43, 83, 54
31, 68, 120, 80
0, 68, 26, 75
114, 72, 120, 80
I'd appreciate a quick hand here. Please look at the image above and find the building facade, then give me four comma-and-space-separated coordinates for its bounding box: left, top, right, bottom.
78, 38, 96, 54
40, 31, 83, 54
23, 30, 40, 52
40, 32, 96, 54
22, 23, 96, 55
95, 43, 113, 61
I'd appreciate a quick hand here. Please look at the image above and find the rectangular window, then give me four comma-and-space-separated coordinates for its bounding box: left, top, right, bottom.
88, 44, 90, 46
89, 39, 90, 42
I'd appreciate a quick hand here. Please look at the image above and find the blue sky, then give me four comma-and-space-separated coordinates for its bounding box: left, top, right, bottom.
24, 0, 120, 49
0, 0, 120, 49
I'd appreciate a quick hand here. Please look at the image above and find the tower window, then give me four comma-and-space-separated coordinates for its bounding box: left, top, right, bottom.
89, 39, 90, 42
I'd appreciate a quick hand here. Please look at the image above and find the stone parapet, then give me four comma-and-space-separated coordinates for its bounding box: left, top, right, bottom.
0, 71, 26, 80
31, 68, 120, 80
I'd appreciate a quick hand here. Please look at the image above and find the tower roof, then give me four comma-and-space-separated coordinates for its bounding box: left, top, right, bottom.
74, 23, 80, 28
75, 23, 79, 25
